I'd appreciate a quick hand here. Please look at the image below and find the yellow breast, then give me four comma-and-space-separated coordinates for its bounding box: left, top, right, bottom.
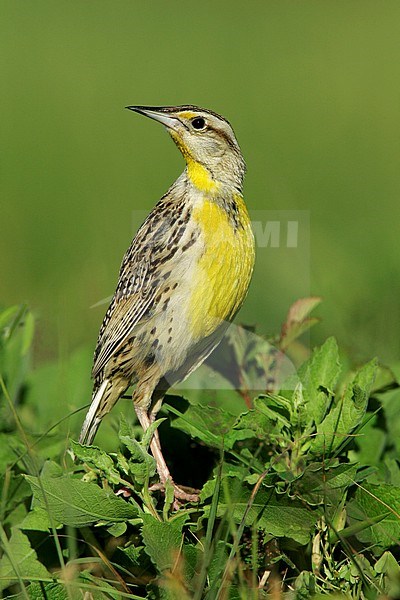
189, 195, 255, 338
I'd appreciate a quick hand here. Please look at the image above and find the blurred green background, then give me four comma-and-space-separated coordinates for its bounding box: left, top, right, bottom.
1, 0, 399, 365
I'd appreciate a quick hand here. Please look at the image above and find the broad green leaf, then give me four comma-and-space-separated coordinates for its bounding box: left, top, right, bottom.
120, 543, 145, 567
293, 462, 357, 506
20, 507, 56, 531
254, 396, 291, 427
26, 582, 69, 600
224, 394, 294, 449
0, 527, 51, 592
118, 415, 156, 484
294, 571, 316, 597
310, 358, 377, 455
70, 441, 121, 485
374, 551, 400, 575
297, 337, 341, 425
200, 462, 274, 504
25, 474, 137, 526
224, 407, 276, 449
337, 553, 375, 583
213, 478, 319, 545
41, 459, 63, 478
106, 522, 127, 537
206, 540, 230, 593
347, 483, 400, 550
4, 503, 27, 529
141, 513, 187, 572
166, 402, 236, 449
181, 543, 202, 592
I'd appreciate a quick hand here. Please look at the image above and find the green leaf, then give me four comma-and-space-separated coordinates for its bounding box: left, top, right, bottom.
141, 513, 187, 572
142, 417, 166, 448
206, 540, 230, 593
297, 337, 341, 425
224, 406, 277, 449
26, 582, 70, 600
310, 358, 377, 455
118, 415, 156, 484
25, 474, 137, 526
20, 507, 56, 531
4, 503, 28, 529
106, 522, 127, 537
293, 462, 357, 506
374, 551, 400, 575
254, 395, 291, 428
119, 543, 145, 567
348, 483, 400, 550
200, 462, 273, 502
0, 527, 51, 592
213, 477, 319, 545
294, 570, 316, 598
166, 402, 236, 449
70, 441, 122, 485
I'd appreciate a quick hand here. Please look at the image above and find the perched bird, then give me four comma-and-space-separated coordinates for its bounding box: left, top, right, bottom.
79, 105, 255, 501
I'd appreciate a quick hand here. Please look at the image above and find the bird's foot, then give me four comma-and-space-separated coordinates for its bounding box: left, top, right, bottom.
149, 480, 200, 505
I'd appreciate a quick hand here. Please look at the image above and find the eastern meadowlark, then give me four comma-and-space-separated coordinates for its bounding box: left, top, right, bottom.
79, 105, 255, 502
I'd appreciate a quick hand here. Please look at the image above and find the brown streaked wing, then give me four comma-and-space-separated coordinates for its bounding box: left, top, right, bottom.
92, 190, 187, 380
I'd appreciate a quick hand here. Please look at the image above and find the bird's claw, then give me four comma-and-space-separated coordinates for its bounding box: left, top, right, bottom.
149, 480, 200, 505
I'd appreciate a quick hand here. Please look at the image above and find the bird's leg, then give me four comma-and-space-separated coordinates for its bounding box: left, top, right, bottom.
134, 404, 199, 504
134, 405, 171, 484
148, 396, 163, 451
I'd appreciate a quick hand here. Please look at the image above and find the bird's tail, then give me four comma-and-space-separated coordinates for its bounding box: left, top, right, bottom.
79, 379, 110, 445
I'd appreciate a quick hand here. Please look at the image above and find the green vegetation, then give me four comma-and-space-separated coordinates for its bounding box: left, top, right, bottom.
1, 303, 400, 598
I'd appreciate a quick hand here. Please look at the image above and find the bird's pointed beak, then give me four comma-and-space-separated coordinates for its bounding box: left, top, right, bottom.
126, 106, 181, 131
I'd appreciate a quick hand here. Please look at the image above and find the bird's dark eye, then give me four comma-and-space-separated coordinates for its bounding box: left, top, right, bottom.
191, 117, 206, 130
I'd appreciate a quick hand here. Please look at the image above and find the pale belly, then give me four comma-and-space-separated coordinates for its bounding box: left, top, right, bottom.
155, 197, 255, 382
